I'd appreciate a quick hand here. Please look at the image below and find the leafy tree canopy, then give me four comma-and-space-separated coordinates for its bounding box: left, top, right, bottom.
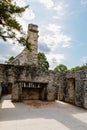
71, 66, 81, 71
0, 0, 31, 49
54, 64, 67, 72
38, 52, 49, 70
71, 64, 87, 71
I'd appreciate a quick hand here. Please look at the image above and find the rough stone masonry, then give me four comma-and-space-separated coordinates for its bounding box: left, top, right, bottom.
0, 24, 87, 109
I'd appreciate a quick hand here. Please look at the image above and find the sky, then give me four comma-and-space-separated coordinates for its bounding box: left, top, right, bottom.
0, 0, 87, 69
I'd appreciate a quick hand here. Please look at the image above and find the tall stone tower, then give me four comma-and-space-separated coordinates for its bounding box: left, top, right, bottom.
27, 24, 39, 65
10, 24, 39, 65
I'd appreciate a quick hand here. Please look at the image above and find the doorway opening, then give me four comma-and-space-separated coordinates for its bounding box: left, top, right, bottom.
67, 78, 75, 104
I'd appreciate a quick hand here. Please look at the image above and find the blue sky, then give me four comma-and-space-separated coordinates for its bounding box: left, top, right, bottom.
0, 0, 87, 69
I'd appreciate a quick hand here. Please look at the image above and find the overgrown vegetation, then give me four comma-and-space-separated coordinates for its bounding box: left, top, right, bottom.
38, 52, 49, 70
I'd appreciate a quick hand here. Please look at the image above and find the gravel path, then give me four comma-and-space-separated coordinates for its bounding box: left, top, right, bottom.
0, 95, 87, 130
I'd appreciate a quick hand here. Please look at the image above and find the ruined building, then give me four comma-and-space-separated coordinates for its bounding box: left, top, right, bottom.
0, 24, 87, 109
10, 24, 38, 65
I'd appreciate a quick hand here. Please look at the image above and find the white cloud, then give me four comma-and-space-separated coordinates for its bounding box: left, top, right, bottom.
0, 49, 23, 63
20, 8, 35, 22
81, 56, 87, 63
37, 0, 54, 9
17, 8, 35, 32
39, 23, 71, 69
60, 35, 71, 48
15, 0, 35, 32
0, 56, 8, 63
46, 24, 62, 33
46, 53, 65, 69
53, 2, 68, 19
39, 23, 71, 52
40, 34, 71, 51
11, 44, 24, 54
0, 41, 24, 63
37, 0, 68, 18
0, 51, 11, 63
14, 0, 26, 7
81, 0, 87, 4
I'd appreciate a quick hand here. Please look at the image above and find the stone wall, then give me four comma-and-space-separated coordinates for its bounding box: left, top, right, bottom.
0, 65, 3, 98
12, 65, 57, 101
58, 69, 87, 109
1, 64, 87, 109
0, 64, 14, 97
0, 64, 57, 102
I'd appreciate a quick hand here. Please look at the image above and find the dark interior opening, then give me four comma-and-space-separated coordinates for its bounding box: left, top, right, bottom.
22, 87, 44, 100
1, 82, 12, 95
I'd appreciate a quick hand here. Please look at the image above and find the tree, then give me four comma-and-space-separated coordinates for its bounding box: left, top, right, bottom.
38, 52, 49, 70
54, 64, 67, 72
0, 0, 30, 49
71, 64, 87, 71
71, 66, 81, 71
81, 63, 87, 69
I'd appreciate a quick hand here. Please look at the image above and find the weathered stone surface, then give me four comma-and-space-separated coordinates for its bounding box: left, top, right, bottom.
0, 83, 2, 99
11, 83, 19, 102
57, 70, 87, 109
1, 63, 87, 109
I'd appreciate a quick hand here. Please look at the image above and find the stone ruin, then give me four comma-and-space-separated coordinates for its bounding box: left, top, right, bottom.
0, 24, 87, 109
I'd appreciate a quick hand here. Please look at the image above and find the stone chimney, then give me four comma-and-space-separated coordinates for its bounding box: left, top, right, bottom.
26, 24, 39, 65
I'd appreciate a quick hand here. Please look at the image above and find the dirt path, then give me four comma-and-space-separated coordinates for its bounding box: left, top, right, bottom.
0, 95, 87, 130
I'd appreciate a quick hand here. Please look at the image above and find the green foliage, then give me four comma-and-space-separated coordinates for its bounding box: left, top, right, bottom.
71, 66, 81, 71
54, 64, 67, 72
25, 36, 32, 51
70, 63, 87, 71
38, 52, 49, 70
0, 0, 30, 49
5, 56, 14, 63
